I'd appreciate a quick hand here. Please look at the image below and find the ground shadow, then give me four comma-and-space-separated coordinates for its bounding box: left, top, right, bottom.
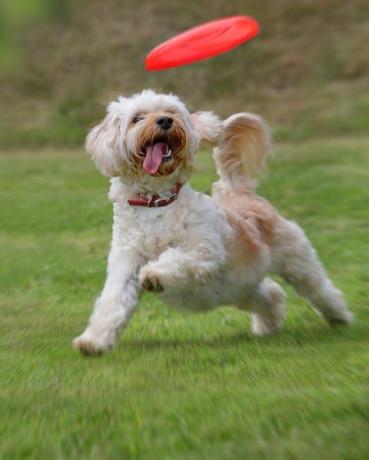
120, 320, 367, 353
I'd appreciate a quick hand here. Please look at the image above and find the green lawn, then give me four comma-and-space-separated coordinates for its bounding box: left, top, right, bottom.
1, 140, 369, 459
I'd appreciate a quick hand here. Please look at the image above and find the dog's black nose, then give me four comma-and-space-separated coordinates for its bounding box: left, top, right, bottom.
156, 116, 173, 130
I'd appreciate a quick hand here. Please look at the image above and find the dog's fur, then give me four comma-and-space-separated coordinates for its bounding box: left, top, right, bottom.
73, 89, 353, 355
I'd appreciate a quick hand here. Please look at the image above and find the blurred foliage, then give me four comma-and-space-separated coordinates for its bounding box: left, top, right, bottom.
0, 0, 70, 72
1, 0, 369, 147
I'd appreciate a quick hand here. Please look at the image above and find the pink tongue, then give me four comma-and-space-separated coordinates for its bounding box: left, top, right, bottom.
143, 142, 166, 175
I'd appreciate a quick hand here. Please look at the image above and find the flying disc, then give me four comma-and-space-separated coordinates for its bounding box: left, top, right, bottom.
145, 16, 260, 71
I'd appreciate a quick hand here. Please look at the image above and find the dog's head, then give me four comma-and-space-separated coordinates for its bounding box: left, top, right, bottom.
86, 90, 222, 180
86, 90, 222, 177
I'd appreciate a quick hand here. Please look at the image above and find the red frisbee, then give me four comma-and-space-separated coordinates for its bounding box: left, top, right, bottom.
145, 16, 260, 71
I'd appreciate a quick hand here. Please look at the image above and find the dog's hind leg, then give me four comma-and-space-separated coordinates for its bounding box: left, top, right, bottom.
272, 220, 353, 325
238, 278, 286, 336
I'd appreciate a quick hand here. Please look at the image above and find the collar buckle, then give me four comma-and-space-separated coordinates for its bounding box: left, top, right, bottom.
128, 183, 182, 208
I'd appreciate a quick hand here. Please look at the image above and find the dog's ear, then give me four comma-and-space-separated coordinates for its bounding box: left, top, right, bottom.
86, 102, 125, 177
191, 111, 223, 147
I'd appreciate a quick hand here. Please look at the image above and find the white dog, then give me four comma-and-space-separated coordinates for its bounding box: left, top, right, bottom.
73, 89, 353, 355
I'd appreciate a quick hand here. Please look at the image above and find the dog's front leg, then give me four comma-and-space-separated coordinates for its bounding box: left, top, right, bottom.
139, 247, 220, 292
73, 248, 143, 355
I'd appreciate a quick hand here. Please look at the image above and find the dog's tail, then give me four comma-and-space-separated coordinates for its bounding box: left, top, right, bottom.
213, 113, 272, 192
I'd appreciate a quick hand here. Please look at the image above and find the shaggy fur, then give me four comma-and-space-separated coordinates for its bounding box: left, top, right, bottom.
73, 89, 353, 355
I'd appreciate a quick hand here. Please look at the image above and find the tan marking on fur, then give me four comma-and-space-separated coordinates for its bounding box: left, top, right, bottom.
217, 186, 279, 258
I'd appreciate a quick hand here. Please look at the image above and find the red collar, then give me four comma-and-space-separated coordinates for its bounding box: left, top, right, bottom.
127, 183, 182, 208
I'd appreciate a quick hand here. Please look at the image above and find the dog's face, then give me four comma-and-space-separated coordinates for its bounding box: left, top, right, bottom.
86, 90, 223, 179
124, 97, 190, 177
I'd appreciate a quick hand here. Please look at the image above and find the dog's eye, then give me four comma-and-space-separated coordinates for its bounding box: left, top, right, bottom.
132, 115, 144, 124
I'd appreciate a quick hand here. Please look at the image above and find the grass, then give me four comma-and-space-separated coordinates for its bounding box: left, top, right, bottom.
1, 139, 369, 459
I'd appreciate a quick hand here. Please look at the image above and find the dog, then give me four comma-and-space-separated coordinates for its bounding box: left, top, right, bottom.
73, 89, 353, 355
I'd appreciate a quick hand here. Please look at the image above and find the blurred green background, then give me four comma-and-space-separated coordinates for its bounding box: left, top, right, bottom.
1, 0, 369, 147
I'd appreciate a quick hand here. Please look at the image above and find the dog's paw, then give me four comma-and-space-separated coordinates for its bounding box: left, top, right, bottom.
73, 332, 109, 356
139, 267, 165, 292
326, 309, 354, 326
141, 273, 164, 292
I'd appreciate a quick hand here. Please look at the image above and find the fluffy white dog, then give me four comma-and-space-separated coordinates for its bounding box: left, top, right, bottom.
73, 89, 353, 355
